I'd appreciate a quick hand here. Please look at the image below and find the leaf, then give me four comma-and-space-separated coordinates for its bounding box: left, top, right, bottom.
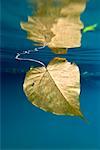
20, 16, 55, 44
23, 57, 83, 117
20, 0, 87, 54
50, 48, 68, 54
83, 24, 98, 33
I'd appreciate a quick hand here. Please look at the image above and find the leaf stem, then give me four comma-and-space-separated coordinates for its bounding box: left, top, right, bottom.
15, 43, 47, 67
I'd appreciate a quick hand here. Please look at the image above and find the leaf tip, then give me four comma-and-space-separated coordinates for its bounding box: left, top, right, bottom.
79, 113, 88, 123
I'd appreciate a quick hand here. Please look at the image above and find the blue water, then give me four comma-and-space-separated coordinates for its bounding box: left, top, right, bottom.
1, 0, 100, 149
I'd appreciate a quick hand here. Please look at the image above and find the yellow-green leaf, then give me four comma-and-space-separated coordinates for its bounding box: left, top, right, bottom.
23, 57, 83, 117
83, 24, 98, 33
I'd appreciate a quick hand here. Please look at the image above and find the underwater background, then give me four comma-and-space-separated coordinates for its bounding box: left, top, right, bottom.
1, 0, 100, 149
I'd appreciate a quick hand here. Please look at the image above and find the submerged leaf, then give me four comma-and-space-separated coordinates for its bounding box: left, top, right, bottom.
23, 57, 83, 117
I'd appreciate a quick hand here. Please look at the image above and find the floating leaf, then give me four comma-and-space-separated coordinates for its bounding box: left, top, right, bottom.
49, 48, 68, 54
83, 24, 98, 33
21, 0, 87, 54
23, 57, 83, 117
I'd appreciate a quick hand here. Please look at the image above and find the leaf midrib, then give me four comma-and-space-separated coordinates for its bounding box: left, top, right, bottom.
47, 68, 81, 115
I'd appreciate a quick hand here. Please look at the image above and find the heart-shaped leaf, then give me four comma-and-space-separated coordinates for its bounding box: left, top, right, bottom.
23, 57, 83, 118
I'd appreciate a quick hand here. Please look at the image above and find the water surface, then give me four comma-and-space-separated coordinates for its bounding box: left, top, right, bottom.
1, 0, 100, 149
